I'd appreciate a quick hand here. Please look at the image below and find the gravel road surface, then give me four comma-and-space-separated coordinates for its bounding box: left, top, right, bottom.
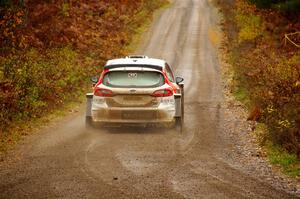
0, 0, 299, 198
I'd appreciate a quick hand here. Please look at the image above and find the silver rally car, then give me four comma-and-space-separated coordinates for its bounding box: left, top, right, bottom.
86, 55, 184, 128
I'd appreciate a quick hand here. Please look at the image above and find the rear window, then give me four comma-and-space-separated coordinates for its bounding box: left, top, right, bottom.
103, 71, 165, 88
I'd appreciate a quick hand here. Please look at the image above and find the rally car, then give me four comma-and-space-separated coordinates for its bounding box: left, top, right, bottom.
86, 55, 184, 129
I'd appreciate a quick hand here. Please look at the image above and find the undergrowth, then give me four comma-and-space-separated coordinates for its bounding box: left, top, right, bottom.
0, 0, 167, 154
267, 142, 300, 177
0, 47, 84, 130
217, 0, 300, 177
255, 123, 300, 177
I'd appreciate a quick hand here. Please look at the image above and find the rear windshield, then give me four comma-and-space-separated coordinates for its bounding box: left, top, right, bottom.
103, 71, 164, 88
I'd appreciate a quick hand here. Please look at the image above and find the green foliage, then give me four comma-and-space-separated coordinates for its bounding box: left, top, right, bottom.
249, 0, 281, 8
0, 0, 11, 7
249, 0, 300, 11
234, 85, 248, 102
275, 0, 300, 11
267, 142, 300, 177
60, 2, 70, 17
144, 0, 169, 10
235, 12, 265, 42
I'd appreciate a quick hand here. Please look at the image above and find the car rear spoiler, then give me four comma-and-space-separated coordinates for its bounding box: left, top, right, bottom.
104, 64, 163, 71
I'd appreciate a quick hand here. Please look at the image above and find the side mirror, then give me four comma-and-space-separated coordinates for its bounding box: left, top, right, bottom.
176, 76, 184, 84
90, 76, 98, 86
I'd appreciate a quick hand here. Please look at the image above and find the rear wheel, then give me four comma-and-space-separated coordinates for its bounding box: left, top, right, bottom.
177, 87, 184, 132
175, 117, 183, 132
85, 116, 96, 129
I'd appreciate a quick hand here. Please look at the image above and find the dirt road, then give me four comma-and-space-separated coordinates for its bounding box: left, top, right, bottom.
0, 0, 298, 198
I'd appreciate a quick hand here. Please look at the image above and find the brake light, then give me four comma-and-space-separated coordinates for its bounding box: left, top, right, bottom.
151, 88, 173, 97
94, 88, 115, 97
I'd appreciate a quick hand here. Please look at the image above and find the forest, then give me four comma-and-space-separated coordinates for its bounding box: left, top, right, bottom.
250, 0, 300, 11
0, 0, 166, 151
219, 0, 300, 175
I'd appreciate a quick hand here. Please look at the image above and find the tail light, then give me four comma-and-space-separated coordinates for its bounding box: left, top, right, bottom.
94, 88, 115, 97
151, 88, 173, 97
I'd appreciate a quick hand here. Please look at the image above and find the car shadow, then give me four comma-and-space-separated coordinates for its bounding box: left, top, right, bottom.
111, 126, 174, 134
89, 125, 177, 135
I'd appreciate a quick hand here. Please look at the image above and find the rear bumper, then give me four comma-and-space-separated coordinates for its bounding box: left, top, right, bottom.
91, 106, 175, 124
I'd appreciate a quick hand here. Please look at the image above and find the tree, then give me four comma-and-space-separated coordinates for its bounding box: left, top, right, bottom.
249, 0, 300, 11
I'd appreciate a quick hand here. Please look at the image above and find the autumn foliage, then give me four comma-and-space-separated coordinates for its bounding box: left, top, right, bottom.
219, 0, 300, 156
0, 0, 166, 142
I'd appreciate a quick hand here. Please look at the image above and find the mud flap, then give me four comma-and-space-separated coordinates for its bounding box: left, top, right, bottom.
86, 93, 93, 116
178, 82, 184, 120
174, 93, 182, 117
86, 93, 94, 129
174, 83, 184, 132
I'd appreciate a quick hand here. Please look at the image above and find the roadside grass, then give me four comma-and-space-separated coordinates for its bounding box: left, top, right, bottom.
233, 85, 248, 102
255, 124, 300, 178
228, 51, 251, 106
267, 142, 300, 178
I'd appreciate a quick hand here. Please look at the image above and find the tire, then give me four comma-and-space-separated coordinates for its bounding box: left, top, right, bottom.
175, 117, 183, 132
181, 90, 184, 120
85, 116, 95, 129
